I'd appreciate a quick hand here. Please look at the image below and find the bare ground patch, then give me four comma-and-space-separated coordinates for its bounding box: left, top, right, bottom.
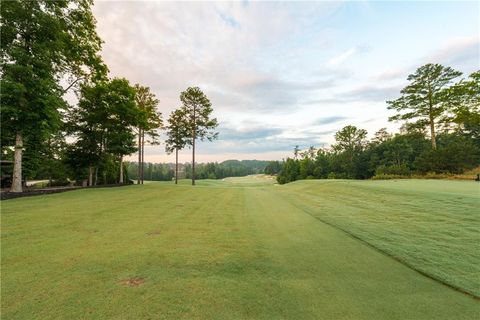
120, 277, 145, 287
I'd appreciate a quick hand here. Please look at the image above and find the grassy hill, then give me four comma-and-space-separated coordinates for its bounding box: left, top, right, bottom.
1, 177, 478, 319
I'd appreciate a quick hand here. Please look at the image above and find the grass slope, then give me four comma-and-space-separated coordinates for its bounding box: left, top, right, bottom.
278, 179, 480, 297
1, 178, 478, 319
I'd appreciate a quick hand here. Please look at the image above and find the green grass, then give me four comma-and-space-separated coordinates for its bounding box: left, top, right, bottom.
1, 177, 478, 319
278, 179, 480, 297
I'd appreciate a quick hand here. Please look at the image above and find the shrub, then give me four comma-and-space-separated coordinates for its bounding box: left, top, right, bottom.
371, 174, 408, 180
375, 164, 411, 176
327, 172, 336, 179
277, 175, 287, 185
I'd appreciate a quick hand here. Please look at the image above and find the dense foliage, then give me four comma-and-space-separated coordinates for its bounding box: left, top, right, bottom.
275, 128, 479, 184
1, 0, 106, 191
184, 160, 268, 180
125, 160, 268, 181
1, 1, 218, 190
125, 162, 174, 182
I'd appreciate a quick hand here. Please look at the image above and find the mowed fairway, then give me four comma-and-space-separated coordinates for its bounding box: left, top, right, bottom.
1, 177, 479, 319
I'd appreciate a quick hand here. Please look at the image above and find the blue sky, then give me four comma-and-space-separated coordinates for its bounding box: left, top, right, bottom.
93, 1, 479, 163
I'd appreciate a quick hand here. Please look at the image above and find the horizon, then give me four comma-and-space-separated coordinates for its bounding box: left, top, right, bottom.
93, 1, 479, 163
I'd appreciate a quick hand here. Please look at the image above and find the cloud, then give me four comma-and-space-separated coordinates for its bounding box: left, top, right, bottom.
312, 116, 348, 125
91, 2, 477, 162
371, 36, 479, 83
218, 126, 282, 141
328, 47, 357, 66
341, 84, 401, 102
327, 45, 370, 67
93, 1, 344, 117
426, 36, 479, 70
373, 69, 407, 81
304, 85, 401, 106
217, 11, 240, 28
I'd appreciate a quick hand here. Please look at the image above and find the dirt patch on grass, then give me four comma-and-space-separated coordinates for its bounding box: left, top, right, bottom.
146, 230, 161, 235
120, 277, 145, 287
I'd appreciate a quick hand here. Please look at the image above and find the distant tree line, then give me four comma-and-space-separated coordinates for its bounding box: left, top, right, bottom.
274, 65, 479, 184
125, 162, 175, 182
1, 0, 218, 191
184, 160, 268, 180
125, 160, 268, 181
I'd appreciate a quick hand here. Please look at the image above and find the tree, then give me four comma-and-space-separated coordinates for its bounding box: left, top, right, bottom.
165, 108, 190, 184
68, 78, 140, 185
1, 0, 106, 192
332, 125, 368, 178
104, 79, 139, 183
293, 145, 300, 159
333, 125, 368, 154
371, 128, 392, 145
443, 70, 480, 142
414, 133, 479, 174
387, 63, 462, 150
277, 158, 299, 184
180, 87, 218, 185
134, 84, 162, 185
264, 161, 282, 175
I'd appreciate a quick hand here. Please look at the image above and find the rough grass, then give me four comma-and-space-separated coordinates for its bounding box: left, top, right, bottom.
279, 179, 480, 297
1, 178, 478, 319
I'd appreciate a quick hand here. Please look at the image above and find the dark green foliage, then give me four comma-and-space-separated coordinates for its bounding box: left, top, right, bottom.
277, 126, 479, 184
443, 70, 480, 143
66, 78, 141, 184
264, 161, 283, 175
165, 109, 190, 154
375, 164, 411, 176
125, 162, 174, 181
414, 133, 480, 174
185, 160, 269, 180
387, 63, 462, 149
276, 158, 300, 184
1, 0, 106, 191
125, 160, 269, 182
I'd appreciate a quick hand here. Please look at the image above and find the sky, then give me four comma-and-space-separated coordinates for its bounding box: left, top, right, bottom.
92, 0, 479, 163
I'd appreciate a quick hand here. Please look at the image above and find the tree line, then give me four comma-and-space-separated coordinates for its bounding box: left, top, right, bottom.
1, 0, 218, 192
274, 65, 479, 184
125, 160, 269, 182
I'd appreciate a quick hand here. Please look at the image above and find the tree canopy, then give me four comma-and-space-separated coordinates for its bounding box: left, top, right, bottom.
180, 87, 218, 185
387, 63, 462, 149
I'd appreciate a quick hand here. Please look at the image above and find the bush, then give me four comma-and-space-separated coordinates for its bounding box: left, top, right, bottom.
49, 178, 71, 187
411, 172, 452, 179
276, 175, 287, 185
327, 172, 337, 179
371, 174, 408, 180
375, 164, 410, 176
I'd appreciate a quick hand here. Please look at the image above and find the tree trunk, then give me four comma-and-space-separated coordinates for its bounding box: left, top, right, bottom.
94, 167, 98, 186
429, 114, 437, 150
11, 132, 23, 193
428, 86, 437, 150
88, 166, 93, 186
137, 128, 141, 185
141, 131, 145, 184
175, 148, 178, 184
119, 156, 124, 184
192, 105, 196, 186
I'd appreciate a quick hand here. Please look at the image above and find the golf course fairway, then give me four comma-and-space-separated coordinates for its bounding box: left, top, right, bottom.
1, 177, 479, 319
